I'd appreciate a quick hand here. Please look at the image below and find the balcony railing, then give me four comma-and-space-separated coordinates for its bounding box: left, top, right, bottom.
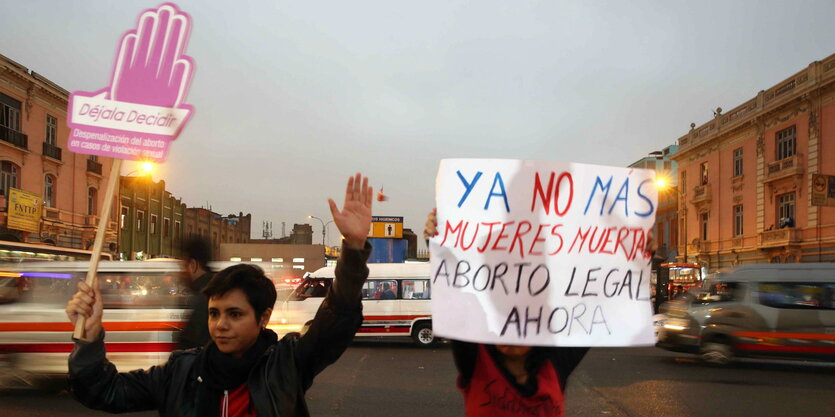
764, 154, 803, 183
43, 142, 62, 160
758, 227, 801, 248
87, 159, 103, 175
691, 184, 712, 205
0, 125, 28, 150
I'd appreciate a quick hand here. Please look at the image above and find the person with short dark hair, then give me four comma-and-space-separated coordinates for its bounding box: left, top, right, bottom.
380, 282, 396, 300
65, 173, 375, 417
178, 235, 214, 349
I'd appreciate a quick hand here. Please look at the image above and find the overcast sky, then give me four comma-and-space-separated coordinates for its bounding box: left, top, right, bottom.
3, 0, 835, 247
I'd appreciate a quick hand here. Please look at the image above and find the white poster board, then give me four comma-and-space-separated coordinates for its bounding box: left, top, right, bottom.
430, 159, 657, 346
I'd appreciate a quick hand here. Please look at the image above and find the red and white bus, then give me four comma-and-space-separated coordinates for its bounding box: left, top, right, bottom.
273, 263, 435, 346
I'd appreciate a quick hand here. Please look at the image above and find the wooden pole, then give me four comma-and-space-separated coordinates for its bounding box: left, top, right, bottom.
73, 158, 123, 341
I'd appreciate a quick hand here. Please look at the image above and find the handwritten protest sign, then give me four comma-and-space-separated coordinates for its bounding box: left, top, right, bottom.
430, 159, 657, 346
67, 2, 195, 162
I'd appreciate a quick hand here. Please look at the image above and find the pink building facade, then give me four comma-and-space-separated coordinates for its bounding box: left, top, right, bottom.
0, 54, 118, 251
673, 53, 835, 272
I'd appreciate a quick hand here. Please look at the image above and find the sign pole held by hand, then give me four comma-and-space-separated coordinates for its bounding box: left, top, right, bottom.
73, 159, 122, 340
68, 3, 196, 341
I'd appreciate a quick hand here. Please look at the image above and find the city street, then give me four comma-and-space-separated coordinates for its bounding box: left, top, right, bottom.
2, 340, 834, 417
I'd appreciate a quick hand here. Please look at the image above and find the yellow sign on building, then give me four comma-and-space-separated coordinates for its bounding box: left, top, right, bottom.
7, 188, 42, 233
812, 174, 835, 207
368, 216, 403, 239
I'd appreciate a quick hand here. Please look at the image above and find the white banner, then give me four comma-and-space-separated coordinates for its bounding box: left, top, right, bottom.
69, 93, 190, 136
430, 159, 657, 346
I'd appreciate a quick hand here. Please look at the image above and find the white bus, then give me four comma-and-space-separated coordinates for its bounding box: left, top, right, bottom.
272, 263, 435, 347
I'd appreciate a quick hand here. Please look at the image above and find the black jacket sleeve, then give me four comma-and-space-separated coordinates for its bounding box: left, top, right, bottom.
68, 330, 174, 413
451, 340, 479, 388
295, 241, 370, 390
548, 347, 590, 390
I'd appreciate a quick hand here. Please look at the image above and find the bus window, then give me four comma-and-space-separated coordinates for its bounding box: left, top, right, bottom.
402, 280, 430, 300
362, 280, 397, 300
757, 283, 835, 310
293, 278, 331, 300
98, 273, 186, 309
0, 272, 77, 305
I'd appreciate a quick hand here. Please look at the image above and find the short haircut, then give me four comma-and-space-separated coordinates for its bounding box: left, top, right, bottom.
203, 264, 277, 321
180, 236, 212, 270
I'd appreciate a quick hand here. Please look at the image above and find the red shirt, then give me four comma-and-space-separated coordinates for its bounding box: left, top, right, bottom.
460, 345, 565, 417
220, 384, 256, 417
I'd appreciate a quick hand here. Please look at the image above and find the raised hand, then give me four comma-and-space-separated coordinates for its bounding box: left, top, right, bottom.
66, 279, 104, 341
423, 209, 437, 240
328, 173, 373, 250
109, 3, 194, 107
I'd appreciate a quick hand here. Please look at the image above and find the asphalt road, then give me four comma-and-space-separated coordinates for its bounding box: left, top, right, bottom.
2, 340, 835, 416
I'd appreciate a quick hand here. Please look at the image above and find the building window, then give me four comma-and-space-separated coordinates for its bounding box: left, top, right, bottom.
175, 221, 182, 240
150, 214, 158, 234
137, 210, 145, 231
46, 115, 57, 145
777, 192, 795, 227
733, 148, 743, 177
0, 94, 21, 131
733, 205, 743, 237
680, 171, 686, 192
88, 155, 98, 162
121, 207, 129, 229
44, 174, 56, 207
699, 162, 709, 185
776, 126, 796, 160
663, 160, 671, 172
163, 218, 171, 237
0, 161, 19, 197
87, 187, 97, 215
701, 212, 709, 241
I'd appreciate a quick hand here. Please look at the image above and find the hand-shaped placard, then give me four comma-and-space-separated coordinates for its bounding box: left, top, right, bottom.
67, 3, 195, 162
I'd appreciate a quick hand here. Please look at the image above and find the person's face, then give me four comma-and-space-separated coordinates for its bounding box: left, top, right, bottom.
495, 345, 533, 358
208, 288, 272, 358
179, 259, 198, 285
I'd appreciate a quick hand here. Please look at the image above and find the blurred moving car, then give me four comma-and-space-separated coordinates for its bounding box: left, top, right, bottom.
656, 263, 835, 365
273, 262, 434, 346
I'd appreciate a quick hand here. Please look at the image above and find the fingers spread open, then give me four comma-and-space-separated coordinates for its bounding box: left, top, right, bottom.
344, 175, 354, 207
360, 176, 369, 205
328, 198, 340, 220
353, 173, 361, 201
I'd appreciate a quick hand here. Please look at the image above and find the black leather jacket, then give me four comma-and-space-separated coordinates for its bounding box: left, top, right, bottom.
69, 243, 371, 417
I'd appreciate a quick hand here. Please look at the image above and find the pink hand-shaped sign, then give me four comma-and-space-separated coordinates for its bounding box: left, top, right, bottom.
67, 3, 195, 162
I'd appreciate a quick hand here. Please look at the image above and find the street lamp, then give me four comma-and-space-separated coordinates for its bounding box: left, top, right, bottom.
308, 215, 333, 246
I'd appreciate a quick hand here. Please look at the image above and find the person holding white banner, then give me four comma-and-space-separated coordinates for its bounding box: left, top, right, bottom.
425, 209, 656, 417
